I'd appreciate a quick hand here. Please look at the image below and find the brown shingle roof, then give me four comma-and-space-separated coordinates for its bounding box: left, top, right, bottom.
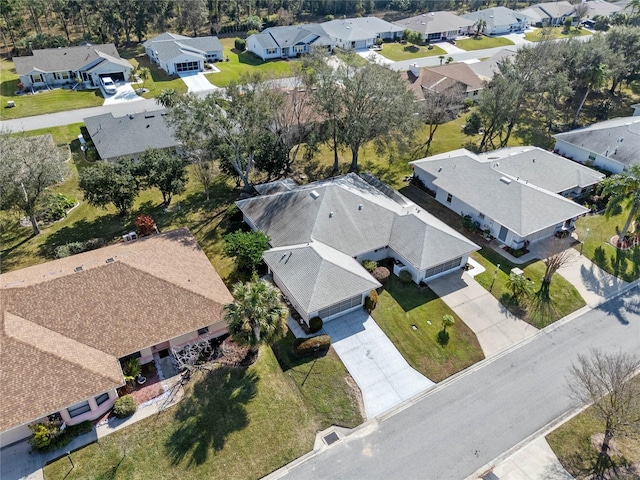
0, 228, 233, 432
404, 63, 484, 99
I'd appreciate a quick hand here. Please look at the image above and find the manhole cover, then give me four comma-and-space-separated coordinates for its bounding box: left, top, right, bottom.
323, 432, 339, 445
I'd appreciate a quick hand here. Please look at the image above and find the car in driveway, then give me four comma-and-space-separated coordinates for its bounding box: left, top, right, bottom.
101, 76, 117, 95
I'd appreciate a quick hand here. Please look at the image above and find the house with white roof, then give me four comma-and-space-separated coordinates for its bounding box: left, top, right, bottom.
460, 7, 530, 35
237, 174, 479, 323
581, 0, 622, 19
411, 147, 600, 249
519, 1, 576, 26
393, 11, 475, 42
553, 116, 640, 174
143, 32, 223, 74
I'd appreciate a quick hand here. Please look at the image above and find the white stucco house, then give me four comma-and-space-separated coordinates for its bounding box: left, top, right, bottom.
519, 1, 576, 26
13, 44, 133, 90
553, 116, 640, 174
143, 32, 223, 74
237, 174, 479, 323
411, 147, 601, 249
393, 11, 475, 42
0, 229, 233, 447
460, 7, 531, 35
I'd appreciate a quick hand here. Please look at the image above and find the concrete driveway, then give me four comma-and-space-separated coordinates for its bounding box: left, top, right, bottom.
323, 310, 434, 419
102, 83, 144, 105
179, 72, 218, 93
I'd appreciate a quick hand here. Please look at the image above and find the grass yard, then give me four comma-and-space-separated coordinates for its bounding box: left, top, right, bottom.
378, 42, 447, 62
43, 348, 320, 480
372, 275, 484, 382
0, 59, 104, 120
574, 212, 640, 282
272, 332, 364, 429
525, 27, 592, 42
454, 36, 515, 51
123, 46, 188, 98
547, 375, 640, 479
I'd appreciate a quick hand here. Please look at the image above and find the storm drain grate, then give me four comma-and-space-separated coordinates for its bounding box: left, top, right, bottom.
323, 432, 339, 445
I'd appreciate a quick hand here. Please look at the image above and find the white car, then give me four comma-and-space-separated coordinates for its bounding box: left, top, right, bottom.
101, 77, 117, 95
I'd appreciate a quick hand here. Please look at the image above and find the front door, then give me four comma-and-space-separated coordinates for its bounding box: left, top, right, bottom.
498, 225, 508, 242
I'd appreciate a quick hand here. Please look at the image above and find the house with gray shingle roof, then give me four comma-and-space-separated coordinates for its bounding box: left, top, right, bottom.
519, 1, 575, 26
393, 11, 475, 42
0, 228, 233, 447
411, 148, 595, 249
553, 116, 640, 174
237, 174, 478, 322
143, 32, 223, 74
83, 110, 180, 161
13, 43, 133, 90
460, 7, 530, 35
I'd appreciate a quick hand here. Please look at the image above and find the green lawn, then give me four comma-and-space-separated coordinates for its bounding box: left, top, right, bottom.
0, 59, 104, 120
574, 212, 640, 282
372, 275, 484, 382
455, 36, 515, 51
43, 348, 320, 480
272, 332, 363, 429
378, 42, 447, 62
124, 46, 188, 98
525, 27, 592, 42
547, 375, 640, 479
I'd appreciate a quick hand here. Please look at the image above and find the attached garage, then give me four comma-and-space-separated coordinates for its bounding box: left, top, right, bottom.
175, 61, 200, 72
99, 72, 126, 82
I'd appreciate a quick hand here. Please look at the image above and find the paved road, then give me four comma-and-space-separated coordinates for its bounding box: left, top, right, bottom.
280, 287, 640, 480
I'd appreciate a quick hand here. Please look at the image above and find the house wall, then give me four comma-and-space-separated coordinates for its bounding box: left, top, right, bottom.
164, 53, 204, 75
58, 389, 118, 427
355, 246, 390, 263
0, 421, 41, 447
553, 140, 625, 174
88, 62, 132, 87
246, 36, 280, 60
310, 292, 367, 323
487, 22, 526, 35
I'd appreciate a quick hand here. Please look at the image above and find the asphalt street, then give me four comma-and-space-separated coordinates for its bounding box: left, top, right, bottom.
281, 287, 640, 480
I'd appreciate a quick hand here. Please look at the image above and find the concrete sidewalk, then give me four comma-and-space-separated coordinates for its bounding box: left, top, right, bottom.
428, 271, 538, 357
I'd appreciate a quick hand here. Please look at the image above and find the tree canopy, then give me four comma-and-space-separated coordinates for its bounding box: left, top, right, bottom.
138, 148, 187, 206
78, 160, 140, 216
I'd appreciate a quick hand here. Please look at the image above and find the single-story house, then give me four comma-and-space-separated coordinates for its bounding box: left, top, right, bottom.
553, 116, 640, 174
581, 0, 622, 19
404, 63, 484, 101
237, 174, 479, 323
13, 43, 133, 90
519, 1, 575, 26
460, 7, 531, 35
469, 47, 517, 81
410, 147, 598, 249
631, 104, 640, 116
143, 32, 223, 74
0, 228, 233, 447
320, 17, 405, 49
393, 12, 475, 42
83, 110, 180, 162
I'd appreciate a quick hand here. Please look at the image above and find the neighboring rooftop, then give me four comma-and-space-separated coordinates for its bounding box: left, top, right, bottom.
468, 47, 517, 80
404, 63, 483, 99
394, 11, 474, 35
83, 110, 179, 160
13, 44, 130, 75
143, 32, 223, 62
460, 7, 529, 29
582, 0, 622, 18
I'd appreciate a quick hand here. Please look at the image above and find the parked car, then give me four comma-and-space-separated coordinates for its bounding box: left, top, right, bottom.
101, 77, 117, 95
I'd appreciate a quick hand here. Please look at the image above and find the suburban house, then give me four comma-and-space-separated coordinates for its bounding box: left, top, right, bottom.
460, 7, 531, 35
13, 43, 133, 90
519, 1, 575, 26
237, 174, 479, 323
83, 110, 180, 162
469, 47, 517, 81
143, 32, 223, 74
246, 17, 403, 60
410, 147, 600, 249
581, 0, 622, 19
0, 228, 233, 447
393, 12, 475, 42
404, 63, 484, 101
553, 116, 640, 174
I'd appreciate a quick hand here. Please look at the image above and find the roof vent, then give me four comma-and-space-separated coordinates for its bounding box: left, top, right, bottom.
106, 258, 115, 263
74, 266, 83, 272
532, 158, 535, 163
358, 204, 363, 210
144, 114, 155, 119
499, 177, 512, 185
129, 114, 134, 119
310, 190, 320, 199
438, 166, 442, 172
329, 211, 334, 218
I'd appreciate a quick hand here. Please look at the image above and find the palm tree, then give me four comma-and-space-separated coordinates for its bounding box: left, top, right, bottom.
441, 314, 455, 334
601, 164, 640, 248
573, 63, 608, 125
137, 66, 151, 90
439, 55, 445, 65
224, 279, 288, 357
474, 19, 487, 37
155, 88, 178, 108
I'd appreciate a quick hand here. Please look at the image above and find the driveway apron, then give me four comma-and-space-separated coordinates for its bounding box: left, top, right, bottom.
179, 72, 218, 93
323, 310, 434, 419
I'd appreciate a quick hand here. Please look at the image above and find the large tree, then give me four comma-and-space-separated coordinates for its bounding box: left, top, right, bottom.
538, 239, 576, 299
0, 133, 68, 235
568, 349, 640, 480
224, 279, 288, 358
78, 160, 140, 216
600, 164, 640, 248
418, 84, 466, 155
138, 148, 187, 206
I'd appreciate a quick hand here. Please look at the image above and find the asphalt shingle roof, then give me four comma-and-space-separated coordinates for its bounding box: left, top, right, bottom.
404, 63, 484, 99
394, 11, 474, 35
13, 44, 129, 76
460, 7, 529, 29
143, 32, 223, 63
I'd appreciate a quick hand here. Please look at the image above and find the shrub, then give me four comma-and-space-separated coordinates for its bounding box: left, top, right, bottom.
371, 266, 390, 284
30, 421, 92, 452
364, 289, 378, 312
234, 38, 246, 51
54, 238, 104, 258
362, 260, 377, 272
292, 334, 331, 357
135, 214, 157, 236
113, 395, 137, 418
464, 111, 482, 134
325, 14, 334, 21
308, 316, 323, 333
36, 192, 76, 223
223, 230, 270, 272
398, 270, 413, 283
246, 29, 259, 37
122, 358, 141, 382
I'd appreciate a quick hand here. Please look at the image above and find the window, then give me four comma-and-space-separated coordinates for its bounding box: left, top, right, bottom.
479, 213, 485, 220
266, 48, 277, 55
31, 74, 42, 83
473, 90, 478, 96
588, 152, 596, 161
446, 193, 452, 204
95, 393, 110, 406
67, 400, 91, 418
294, 45, 305, 53
197, 326, 209, 336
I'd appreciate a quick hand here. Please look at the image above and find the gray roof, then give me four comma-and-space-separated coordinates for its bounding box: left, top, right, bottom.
411, 151, 589, 237
460, 7, 529, 29
254, 178, 299, 195
321, 17, 403, 41
553, 116, 640, 168
468, 47, 517, 80
142, 32, 189, 48
583, 0, 622, 18
394, 11, 475, 35
249, 32, 280, 50
520, 1, 575, 20
13, 44, 129, 76
479, 146, 604, 192
83, 110, 179, 160
144, 33, 223, 63
263, 242, 380, 314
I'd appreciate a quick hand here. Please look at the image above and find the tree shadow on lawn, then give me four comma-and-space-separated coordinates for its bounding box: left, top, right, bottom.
165, 366, 258, 467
